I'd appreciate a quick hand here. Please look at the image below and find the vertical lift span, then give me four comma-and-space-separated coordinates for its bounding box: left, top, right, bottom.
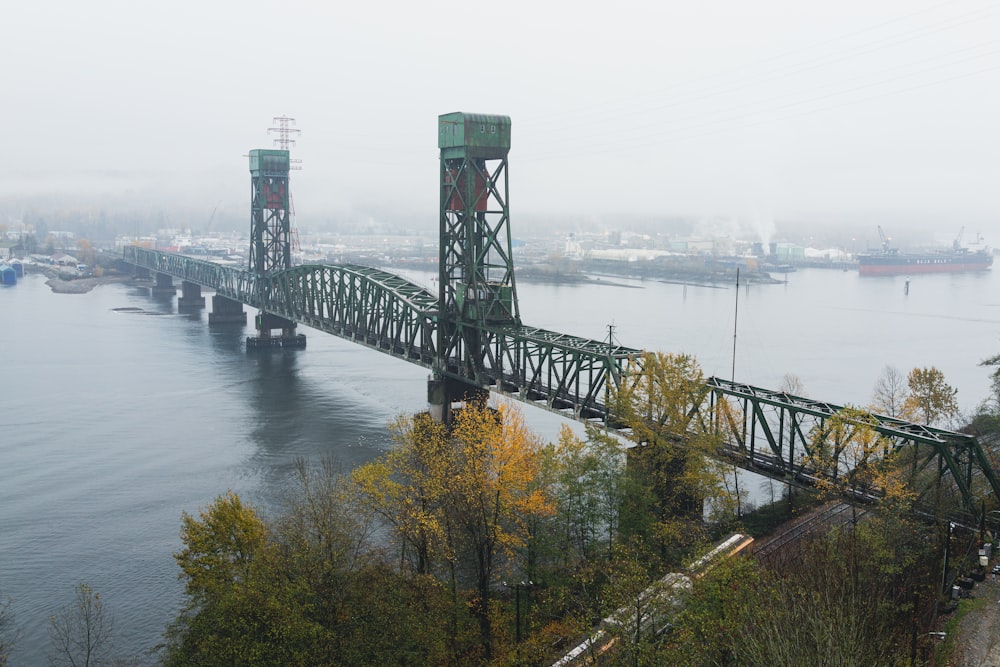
245, 148, 306, 349
429, 112, 519, 421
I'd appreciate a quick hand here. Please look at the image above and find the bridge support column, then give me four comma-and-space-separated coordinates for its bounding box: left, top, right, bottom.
428, 376, 449, 423
177, 281, 205, 309
152, 272, 175, 293
427, 374, 489, 424
208, 295, 247, 325
246, 312, 306, 350
134, 266, 151, 280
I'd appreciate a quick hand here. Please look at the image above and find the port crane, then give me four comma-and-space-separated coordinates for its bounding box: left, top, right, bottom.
877, 225, 895, 253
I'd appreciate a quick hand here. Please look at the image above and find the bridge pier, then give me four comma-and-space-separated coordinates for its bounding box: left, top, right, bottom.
427, 374, 489, 423
177, 281, 206, 309
246, 312, 306, 350
208, 295, 247, 325
152, 272, 175, 293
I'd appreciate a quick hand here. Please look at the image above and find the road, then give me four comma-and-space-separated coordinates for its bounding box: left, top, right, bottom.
948, 572, 1000, 666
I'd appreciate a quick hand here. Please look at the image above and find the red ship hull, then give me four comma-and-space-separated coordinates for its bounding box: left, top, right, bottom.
858, 252, 993, 276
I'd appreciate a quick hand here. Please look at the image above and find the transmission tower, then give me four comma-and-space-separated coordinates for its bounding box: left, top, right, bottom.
269, 116, 302, 170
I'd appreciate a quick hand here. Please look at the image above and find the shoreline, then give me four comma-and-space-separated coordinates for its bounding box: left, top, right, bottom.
25, 266, 137, 294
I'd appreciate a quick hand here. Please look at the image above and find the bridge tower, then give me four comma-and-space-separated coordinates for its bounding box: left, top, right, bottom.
430, 112, 519, 420
246, 148, 305, 349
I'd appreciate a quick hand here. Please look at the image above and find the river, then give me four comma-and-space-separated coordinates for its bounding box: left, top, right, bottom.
1, 264, 998, 663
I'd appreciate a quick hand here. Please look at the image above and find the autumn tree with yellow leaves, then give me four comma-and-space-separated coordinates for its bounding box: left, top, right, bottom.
352, 400, 554, 661
805, 406, 916, 525
352, 414, 452, 576
174, 491, 269, 599
609, 351, 730, 565
904, 366, 960, 427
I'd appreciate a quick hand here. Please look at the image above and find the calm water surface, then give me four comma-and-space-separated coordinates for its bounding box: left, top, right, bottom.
1, 265, 998, 663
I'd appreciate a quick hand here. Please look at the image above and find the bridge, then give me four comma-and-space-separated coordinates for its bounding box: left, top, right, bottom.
121, 112, 1000, 522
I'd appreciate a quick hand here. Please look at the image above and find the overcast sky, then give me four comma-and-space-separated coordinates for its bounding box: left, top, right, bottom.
3, 0, 998, 243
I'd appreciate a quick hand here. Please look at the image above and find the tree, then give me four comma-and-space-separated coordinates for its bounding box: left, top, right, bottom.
48, 584, 115, 667
174, 491, 268, 599
779, 373, 807, 396
352, 414, 452, 576
668, 556, 761, 666
166, 492, 320, 666
981, 353, 1000, 409
609, 351, 727, 564
548, 424, 627, 565
276, 457, 375, 579
871, 364, 909, 418
440, 401, 555, 660
599, 539, 673, 667
671, 515, 938, 666
352, 401, 554, 660
162, 575, 317, 667
75, 239, 96, 266
165, 468, 465, 665
806, 406, 916, 520
167, 490, 330, 666
903, 366, 959, 426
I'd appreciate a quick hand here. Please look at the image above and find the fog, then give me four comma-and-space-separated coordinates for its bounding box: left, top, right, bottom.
3, 0, 998, 244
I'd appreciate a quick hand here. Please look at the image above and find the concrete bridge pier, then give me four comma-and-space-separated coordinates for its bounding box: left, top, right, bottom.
133, 266, 151, 280
152, 272, 176, 293
427, 374, 489, 423
177, 281, 206, 309
208, 295, 247, 325
246, 312, 306, 350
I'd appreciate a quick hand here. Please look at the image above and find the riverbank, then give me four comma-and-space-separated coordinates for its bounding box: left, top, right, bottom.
26, 264, 135, 294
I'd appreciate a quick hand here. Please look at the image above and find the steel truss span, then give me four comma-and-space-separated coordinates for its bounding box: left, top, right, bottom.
701, 377, 1000, 519
122, 246, 640, 422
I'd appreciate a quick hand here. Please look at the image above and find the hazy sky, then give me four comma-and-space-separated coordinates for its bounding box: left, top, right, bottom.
4, 0, 998, 242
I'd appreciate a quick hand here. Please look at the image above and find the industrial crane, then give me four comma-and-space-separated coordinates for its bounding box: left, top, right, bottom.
877, 225, 892, 253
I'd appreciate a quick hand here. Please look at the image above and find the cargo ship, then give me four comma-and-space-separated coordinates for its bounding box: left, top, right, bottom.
857, 227, 993, 276
857, 249, 993, 276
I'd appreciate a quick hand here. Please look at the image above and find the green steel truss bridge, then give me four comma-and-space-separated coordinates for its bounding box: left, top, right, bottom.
122, 246, 634, 423
121, 112, 1000, 522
